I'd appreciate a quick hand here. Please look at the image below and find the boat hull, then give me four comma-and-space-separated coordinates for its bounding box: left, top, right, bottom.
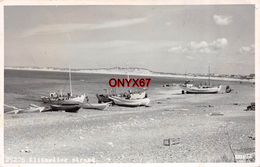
96, 91, 146, 103
60, 95, 86, 104
41, 94, 86, 105
185, 85, 222, 94
81, 103, 110, 110
109, 96, 150, 107
50, 104, 81, 112
186, 91, 219, 94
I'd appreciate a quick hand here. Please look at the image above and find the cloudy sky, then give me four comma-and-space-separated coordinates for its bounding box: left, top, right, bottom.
5, 5, 255, 75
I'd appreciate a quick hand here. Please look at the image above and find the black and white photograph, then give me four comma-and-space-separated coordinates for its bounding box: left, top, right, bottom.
2, 3, 258, 164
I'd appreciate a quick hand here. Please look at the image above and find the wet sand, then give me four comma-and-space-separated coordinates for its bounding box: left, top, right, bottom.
4, 70, 255, 163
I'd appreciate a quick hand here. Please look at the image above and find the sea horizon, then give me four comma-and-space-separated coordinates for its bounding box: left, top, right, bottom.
4, 66, 255, 83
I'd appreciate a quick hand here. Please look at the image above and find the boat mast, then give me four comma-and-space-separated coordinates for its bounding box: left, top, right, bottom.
126, 64, 130, 81
208, 65, 211, 86
126, 65, 130, 92
127, 72, 130, 82
69, 66, 72, 96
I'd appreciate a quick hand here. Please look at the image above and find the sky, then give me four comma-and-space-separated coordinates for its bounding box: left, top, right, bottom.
4, 5, 255, 75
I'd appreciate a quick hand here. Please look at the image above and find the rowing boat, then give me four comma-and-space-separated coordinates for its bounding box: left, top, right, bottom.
185, 85, 222, 94
109, 96, 150, 107
50, 104, 81, 112
81, 102, 110, 110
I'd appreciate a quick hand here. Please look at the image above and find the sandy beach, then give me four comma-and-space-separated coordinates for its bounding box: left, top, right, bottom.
4, 70, 255, 163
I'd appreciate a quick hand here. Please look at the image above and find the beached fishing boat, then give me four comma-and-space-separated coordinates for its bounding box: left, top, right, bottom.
41, 67, 86, 104
97, 70, 147, 103
81, 102, 110, 110
184, 66, 222, 94
109, 96, 150, 107
50, 104, 81, 112
185, 85, 222, 94
41, 93, 85, 104
96, 89, 147, 103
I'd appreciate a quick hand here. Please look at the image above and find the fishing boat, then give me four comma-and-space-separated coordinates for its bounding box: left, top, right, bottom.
81, 102, 111, 110
184, 65, 222, 94
96, 91, 146, 103
109, 96, 150, 107
50, 104, 81, 112
185, 85, 222, 94
96, 89, 147, 103
41, 67, 86, 104
96, 69, 147, 103
41, 93, 85, 104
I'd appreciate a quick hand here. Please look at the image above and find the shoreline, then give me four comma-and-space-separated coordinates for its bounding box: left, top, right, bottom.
4, 67, 255, 83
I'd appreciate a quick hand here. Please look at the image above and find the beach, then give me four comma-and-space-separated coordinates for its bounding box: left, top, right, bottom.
4, 69, 255, 163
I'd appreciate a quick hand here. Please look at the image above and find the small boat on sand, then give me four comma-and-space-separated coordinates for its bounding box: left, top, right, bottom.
4, 104, 45, 114
109, 96, 150, 107
50, 104, 81, 112
185, 85, 222, 94
41, 67, 86, 104
41, 93, 86, 104
183, 65, 222, 94
96, 89, 147, 103
81, 102, 111, 110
